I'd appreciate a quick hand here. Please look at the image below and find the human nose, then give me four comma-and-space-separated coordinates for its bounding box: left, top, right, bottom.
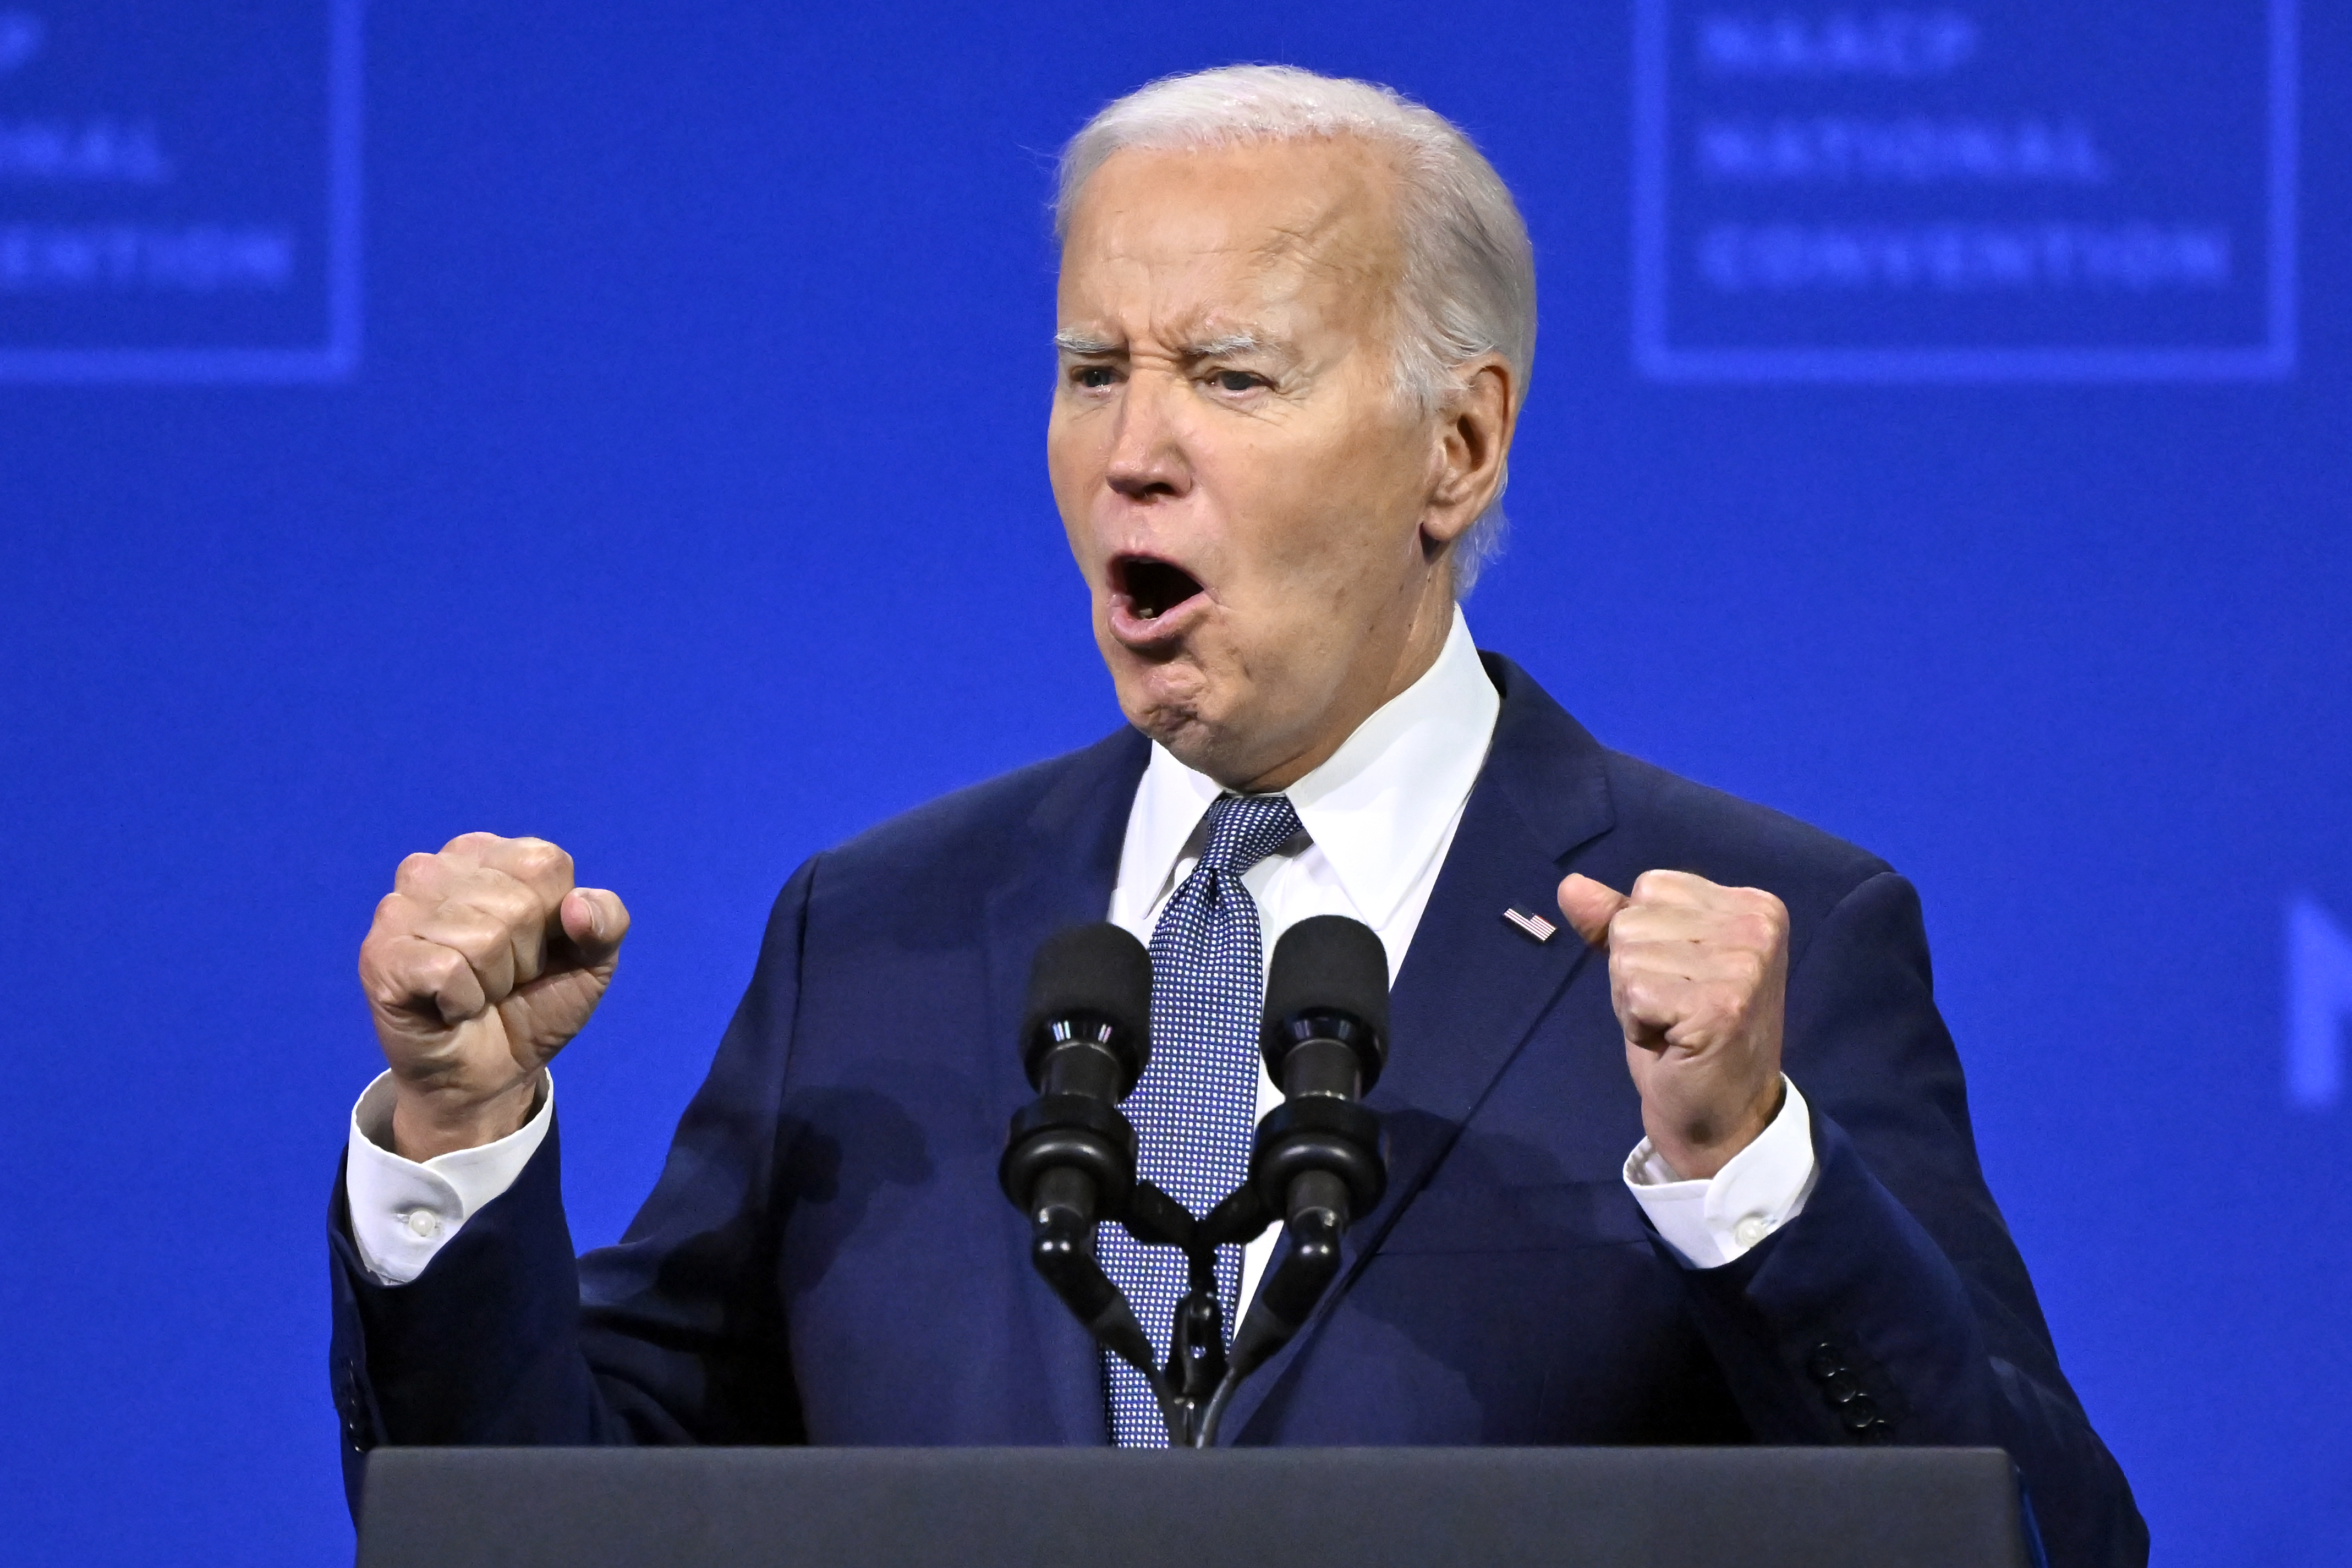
1104, 369, 1192, 503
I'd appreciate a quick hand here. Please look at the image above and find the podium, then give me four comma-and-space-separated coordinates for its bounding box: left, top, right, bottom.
356, 1446, 2033, 1567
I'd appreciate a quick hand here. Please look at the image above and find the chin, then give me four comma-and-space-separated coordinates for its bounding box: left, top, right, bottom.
1126, 681, 1304, 790
1109, 662, 1216, 759
1121, 681, 1211, 752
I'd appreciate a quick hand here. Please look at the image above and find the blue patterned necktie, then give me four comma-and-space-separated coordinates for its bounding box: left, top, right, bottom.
1100, 791, 1304, 1448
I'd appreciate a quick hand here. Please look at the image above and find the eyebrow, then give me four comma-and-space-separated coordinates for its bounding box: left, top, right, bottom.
1183, 331, 1284, 360
1049, 328, 1291, 360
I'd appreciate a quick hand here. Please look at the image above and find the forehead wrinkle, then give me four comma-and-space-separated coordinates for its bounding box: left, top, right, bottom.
1146, 295, 1288, 350
1059, 141, 1407, 369
1247, 142, 1406, 277
1071, 135, 1405, 275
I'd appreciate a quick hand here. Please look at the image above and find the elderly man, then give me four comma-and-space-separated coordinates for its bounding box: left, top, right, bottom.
330, 66, 2144, 1566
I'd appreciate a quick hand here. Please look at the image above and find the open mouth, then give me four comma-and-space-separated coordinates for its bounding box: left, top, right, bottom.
1114, 555, 1205, 621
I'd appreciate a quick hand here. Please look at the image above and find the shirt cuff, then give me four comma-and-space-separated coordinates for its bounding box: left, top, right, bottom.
1621, 1076, 1819, 1269
343, 1068, 553, 1286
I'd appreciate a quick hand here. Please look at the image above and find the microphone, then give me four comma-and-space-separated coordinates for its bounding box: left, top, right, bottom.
995, 923, 1159, 1381
1253, 913, 1389, 1230
1200, 914, 1391, 1441
1260, 912, 1390, 1100
1013, 921, 1152, 1109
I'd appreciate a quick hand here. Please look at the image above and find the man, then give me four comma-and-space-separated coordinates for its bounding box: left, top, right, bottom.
331, 66, 2145, 1566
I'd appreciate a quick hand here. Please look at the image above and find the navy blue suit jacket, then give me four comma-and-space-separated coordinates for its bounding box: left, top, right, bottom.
329, 654, 2145, 1566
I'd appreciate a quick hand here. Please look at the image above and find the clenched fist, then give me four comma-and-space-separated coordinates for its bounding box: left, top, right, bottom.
1556, 869, 1789, 1181
358, 832, 631, 1160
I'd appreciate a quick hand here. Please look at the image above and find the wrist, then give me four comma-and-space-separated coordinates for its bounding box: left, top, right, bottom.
1646, 1076, 1785, 1182
390, 1071, 543, 1160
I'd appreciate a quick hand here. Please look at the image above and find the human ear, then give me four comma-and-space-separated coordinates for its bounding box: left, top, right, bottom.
1419, 357, 1516, 550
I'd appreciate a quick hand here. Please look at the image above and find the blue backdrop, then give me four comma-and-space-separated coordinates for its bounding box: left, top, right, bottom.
2, 3, 2345, 1563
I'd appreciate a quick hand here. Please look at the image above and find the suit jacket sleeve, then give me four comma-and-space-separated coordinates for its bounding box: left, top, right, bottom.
1665, 870, 2146, 1568
328, 858, 820, 1516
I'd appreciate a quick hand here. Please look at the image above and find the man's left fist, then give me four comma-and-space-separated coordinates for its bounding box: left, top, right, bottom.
1557, 869, 1790, 1181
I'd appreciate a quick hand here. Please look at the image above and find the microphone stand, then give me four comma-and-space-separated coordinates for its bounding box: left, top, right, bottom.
1010, 1090, 1381, 1449
1002, 916, 1390, 1449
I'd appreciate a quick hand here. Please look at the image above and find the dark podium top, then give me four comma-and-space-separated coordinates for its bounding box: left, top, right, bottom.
357, 1446, 2032, 1568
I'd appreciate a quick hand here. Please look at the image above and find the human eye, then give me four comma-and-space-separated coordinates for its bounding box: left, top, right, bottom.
1069, 363, 1120, 390
1208, 368, 1266, 394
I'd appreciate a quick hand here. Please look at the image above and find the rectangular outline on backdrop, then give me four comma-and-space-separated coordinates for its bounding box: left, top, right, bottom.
1631, 0, 2299, 383
0, 0, 364, 383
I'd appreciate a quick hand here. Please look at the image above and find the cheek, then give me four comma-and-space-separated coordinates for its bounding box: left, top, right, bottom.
1045, 413, 1101, 538
1044, 412, 1081, 498
1235, 432, 1420, 590
1045, 391, 1110, 474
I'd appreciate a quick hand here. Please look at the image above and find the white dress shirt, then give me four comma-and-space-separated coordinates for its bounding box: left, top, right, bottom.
347, 607, 1817, 1291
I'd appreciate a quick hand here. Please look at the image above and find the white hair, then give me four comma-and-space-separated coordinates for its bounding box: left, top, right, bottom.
1055, 65, 1538, 594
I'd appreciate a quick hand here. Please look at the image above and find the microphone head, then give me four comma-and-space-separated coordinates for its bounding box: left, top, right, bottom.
1020, 923, 1153, 1094
1262, 914, 1390, 1092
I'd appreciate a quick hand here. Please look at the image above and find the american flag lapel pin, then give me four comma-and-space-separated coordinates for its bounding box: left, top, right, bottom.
1502, 907, 1557, 942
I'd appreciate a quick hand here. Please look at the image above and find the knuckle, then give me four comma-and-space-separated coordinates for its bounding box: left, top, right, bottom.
508, 837, 573, 884
377, 940, 453, 997
415, 947, 473, 999
440, 934, 496, 972
1611, 907, 1659, 943
1634, 868, 1701, 901
429, 940, 477, 984
457, 926, 514, 972
460, 869, 537, 924
426, 907, 507, 964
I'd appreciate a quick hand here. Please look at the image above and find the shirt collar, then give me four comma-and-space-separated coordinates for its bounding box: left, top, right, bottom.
1120, 607, 1501, 928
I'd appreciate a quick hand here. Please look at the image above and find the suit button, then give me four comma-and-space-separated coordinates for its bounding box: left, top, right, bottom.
1836, 1394, 1880, 1432
1822, 1370, 1864, 1403
1806, 1343, 1845, 1381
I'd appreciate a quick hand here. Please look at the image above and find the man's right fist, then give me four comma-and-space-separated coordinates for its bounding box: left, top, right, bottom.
357, 832, 631, 1160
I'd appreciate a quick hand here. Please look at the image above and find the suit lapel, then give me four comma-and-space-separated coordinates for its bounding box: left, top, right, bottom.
981, 726, 1150, 1445
1216, 655, 1619, 1443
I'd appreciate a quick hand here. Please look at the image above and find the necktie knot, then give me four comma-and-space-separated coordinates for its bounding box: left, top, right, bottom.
1196, 792, 1302, 880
